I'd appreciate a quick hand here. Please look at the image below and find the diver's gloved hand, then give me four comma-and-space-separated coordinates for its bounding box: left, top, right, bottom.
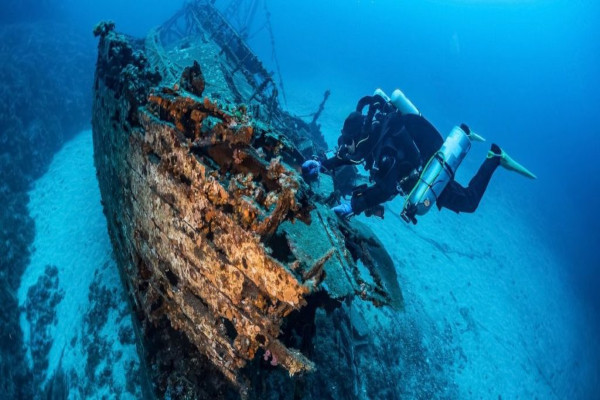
332, 202, 354, 219
301, 160, 321, 179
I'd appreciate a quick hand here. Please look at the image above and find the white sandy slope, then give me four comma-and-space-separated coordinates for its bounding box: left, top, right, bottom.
17, 130, 140, 397
368, 182, 598, 399
285, 76, 600, 399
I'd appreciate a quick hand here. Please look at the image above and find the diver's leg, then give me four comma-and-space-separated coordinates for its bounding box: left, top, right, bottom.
437, 156, 499, 213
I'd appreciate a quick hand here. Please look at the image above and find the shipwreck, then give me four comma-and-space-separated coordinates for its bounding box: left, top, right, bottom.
91, 1, 403, 398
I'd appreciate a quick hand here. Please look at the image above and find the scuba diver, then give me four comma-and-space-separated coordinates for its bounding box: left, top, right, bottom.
302, 89, 536, 224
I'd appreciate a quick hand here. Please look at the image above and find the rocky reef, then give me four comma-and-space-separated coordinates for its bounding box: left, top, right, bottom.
0, 21, 94, 398
23, 265, 65, 388
91, 3, 403, 398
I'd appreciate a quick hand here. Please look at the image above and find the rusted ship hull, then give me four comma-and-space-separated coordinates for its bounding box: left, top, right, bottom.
92, 3, 402, 398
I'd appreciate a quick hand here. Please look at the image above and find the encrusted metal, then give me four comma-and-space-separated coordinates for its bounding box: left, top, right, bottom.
91, 3, 402, 396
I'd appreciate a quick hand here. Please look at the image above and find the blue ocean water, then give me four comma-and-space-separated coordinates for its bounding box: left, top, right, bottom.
2, 0, 599, 398
250, 0, 600, 314
248, 0, 600, 362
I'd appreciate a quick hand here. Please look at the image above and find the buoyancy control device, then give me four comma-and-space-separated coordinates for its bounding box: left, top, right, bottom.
401, 125, 473, 224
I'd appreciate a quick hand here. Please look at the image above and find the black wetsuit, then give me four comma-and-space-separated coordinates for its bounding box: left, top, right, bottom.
349, 111, 423, 215
397, 115, 501, 214
437, 156, 500, 213
325, 109, 500, 216
321, 132, 379, 171
321, 95, 389, 173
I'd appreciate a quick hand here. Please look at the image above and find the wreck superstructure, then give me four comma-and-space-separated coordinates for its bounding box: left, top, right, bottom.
92, 1, 402, 397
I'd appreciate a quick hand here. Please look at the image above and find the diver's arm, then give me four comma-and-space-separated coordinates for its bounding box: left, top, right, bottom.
321, 147, 363, 171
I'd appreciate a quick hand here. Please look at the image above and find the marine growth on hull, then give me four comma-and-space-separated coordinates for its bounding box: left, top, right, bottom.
91, 2, 402, 397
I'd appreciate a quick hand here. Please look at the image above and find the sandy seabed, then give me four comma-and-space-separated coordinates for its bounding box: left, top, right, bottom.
16, 113, 599, 398
18, 130, 141, 398
285, 75, 600, 399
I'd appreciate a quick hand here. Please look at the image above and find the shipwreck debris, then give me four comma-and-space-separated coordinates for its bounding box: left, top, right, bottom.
91, 2, 403, 397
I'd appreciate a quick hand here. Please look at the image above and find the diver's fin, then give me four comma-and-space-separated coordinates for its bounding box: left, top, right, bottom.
468, 131, 486, 142
459, 123, 485, 142
488, 145, 537, 179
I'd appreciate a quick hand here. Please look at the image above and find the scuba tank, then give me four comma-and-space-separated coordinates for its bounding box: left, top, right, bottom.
401, 125, 472, 224
391, 89, 420, 115
373, 88, 420, 116
372, 88, 420, 116
373, 88, 391, 103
